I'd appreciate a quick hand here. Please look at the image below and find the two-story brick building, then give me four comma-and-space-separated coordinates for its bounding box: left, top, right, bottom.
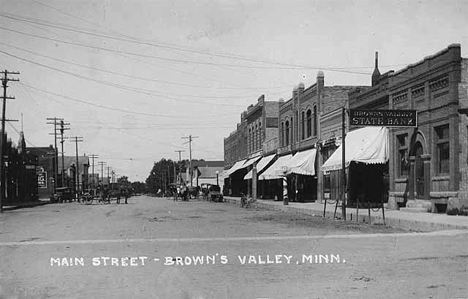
271, 72, 359, 202
323, 44, 468, 214
223, 95, 280, 196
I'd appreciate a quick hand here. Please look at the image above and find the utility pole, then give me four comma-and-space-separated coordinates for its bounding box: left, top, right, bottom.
98, 161, 106, 187
47, 117, 62, 194
0, 70, 19, 213
106, 166, 111, 188
69, 136, 83, 200
59, 120, 70, 187
111, 170, 115, 190
182, 135, 198, 187
174, 150, 184, 185
89, 154, 99, 189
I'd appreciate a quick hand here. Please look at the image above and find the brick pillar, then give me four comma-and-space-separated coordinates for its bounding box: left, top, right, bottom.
408, 156, 415, 201
421, 154, 431, 201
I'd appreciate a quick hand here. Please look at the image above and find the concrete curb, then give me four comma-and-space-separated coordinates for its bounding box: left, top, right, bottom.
223, 197, 468, 232
3, 201, 51, 211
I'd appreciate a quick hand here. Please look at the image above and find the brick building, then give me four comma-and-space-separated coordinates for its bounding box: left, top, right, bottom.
274, 72, 359, 202
342, 44, 468, 213
223, 95, 280, 196
29, 145, 56, 199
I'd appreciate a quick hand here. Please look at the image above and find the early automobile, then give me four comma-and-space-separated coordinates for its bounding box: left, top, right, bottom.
208, 185, 223, 202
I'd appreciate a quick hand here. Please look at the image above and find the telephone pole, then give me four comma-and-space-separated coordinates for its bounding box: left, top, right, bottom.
106, 166, 111, 188
182, 135, 198, 187
47, 117, 62, 193
0, 70, 19, 212
59, 120, 70, 187
89, 154, 99, 189
69, 136, 83, 199
174, 150, 184, 184
98, 161, 106, 187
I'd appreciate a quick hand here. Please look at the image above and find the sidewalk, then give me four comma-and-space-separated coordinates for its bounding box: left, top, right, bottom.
2, 199, 51, 211
223, 196, 468, 232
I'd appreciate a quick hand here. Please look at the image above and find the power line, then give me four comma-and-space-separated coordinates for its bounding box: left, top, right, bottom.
0, 25, 372, 76
0, 12, 409, 72
0, 43, 290, 97
0, 51, 249, 107
20, 82, 238, 119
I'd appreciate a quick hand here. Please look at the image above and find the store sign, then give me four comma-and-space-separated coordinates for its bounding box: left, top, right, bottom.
38, 172, 47, 188
349, 109, 417, 127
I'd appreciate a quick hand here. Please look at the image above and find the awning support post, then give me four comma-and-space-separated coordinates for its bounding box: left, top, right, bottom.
341, 107, 347, 221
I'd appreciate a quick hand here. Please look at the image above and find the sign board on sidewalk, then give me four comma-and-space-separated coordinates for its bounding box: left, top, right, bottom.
349, 109, 417, 127
38, 172, 47, 188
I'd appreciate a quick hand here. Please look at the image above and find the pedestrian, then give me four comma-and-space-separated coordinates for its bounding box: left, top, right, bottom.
175, 186, 180, 202
124, 188, 129, 204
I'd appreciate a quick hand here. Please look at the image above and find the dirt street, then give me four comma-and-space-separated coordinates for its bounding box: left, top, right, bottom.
0, 195, 467, 299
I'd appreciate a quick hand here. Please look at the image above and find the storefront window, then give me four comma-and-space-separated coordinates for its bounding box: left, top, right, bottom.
435, 125, 450, 174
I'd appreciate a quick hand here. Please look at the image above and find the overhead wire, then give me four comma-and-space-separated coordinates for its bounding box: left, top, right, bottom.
0, 50, 249, 107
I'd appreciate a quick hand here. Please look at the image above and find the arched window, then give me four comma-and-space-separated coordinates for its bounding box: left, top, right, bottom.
313, 106, 318, 136
301, 111, 305, 140
281, 122, 284, 146
306, 109, 312, 137
290, 117, 294, 144
259, 122, 262, 144
248, 128, 252, 153
285, 121, 290, 146
254, 124, 258, 150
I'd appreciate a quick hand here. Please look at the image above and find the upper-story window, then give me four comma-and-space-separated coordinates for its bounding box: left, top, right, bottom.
248, 128, 251, 153
285, 120, 290, 146
306, 109, 312, 138
301, 111, 305, 140
435, 124, 450, 174
290, 117, 294, 144
281, 122, 284, 146
313, 105, 318, 136
259, 121, 262, 146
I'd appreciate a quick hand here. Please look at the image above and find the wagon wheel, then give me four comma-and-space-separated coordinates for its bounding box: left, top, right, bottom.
83, 196, 93, 205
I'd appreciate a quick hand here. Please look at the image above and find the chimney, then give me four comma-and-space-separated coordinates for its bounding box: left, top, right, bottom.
292, 86, 298, 98
372, 51, 381, 86
297, 82, 305, 95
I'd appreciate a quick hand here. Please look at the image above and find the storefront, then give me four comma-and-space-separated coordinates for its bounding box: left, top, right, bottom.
244, 154, 276, 199
321, 126, 389, 207
281, 148, 317, 202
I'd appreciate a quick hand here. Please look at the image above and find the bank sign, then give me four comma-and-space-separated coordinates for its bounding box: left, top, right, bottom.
349, 109, 417, 127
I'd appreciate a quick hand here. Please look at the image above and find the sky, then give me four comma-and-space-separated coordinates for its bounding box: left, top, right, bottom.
0, 0, 467, 182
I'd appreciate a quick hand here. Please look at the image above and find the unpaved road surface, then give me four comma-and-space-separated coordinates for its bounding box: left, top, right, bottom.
1, 196, 467, 299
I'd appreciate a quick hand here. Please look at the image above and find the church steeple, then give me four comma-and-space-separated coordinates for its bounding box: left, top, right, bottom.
371, 51, 381, 86
18, 113, 26, 154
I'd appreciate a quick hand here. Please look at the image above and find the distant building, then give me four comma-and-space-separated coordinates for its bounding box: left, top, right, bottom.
27, 145, 56, 199
192, 160, 224, 190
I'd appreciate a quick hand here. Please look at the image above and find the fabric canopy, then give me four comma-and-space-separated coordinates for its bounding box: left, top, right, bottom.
259, 154, 293, 180
243, 154, 276, 180
223, 159, 247, 177
241, 155, 262, 170
283, 148, 317, 176
321, 126, 389, 173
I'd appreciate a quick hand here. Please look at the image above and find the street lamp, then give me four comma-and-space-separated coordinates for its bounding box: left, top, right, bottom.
216, 171, 219, 186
